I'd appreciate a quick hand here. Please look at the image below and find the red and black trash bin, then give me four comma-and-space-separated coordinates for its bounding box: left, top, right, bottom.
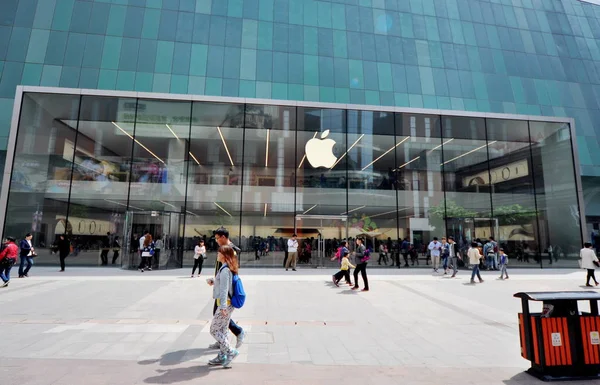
515, 291, 600, 381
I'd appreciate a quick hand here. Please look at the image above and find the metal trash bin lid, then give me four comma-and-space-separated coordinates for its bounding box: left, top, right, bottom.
514, 291, 600, 301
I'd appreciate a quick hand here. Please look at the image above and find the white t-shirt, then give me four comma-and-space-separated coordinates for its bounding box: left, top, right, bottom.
27, 240, 33, 256
428, 241, 442, 257
194, 245, 206, 259
139, 236, 145, 250
288, 238, 298, 253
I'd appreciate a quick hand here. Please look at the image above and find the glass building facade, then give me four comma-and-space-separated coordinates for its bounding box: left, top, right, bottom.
0, 0, 595, 268
0, 89, 582, 269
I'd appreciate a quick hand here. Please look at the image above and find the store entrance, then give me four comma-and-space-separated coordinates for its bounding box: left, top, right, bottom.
122, 211, 184, 270
294, 215, 348, 268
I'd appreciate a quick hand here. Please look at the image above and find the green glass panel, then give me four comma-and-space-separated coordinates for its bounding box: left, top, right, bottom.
116, 70, 135, 91
135, 72, 154, 92
348, 60, 363, 89
415, 40, 431, 67
450, 20, 464, 45
472, 72, 488, 100
152, 73, 171, 93
303, 1, 318, 27
394, 93, 409, 106
101, 36, 122, 70
228, 0, 243, 18
146, 0, 162, 9
106, 5, 126, 36
272, 83, 288, 99
257, 22, 273, 50
242, 20, 258, 49
97, 69, 117, 89
40, 65, 61, 86
155, 41, 174, 73
377, 62, 393, 92
196, 0, 211, 14
400, 13, 414, 38
205, 77, 222, 95
240, 49, 256, 80
304, 55, 319, 86
331, 4, 346, 30
26, 29, 49, 64
365, 90, 379, 105
33, 0, 56, 29
304, 27, 318, 55
256, 81, 272, 98
288, 84, 303, 100
259, 0, 274, 21
239, 80, 256, 97
334, 87, 349, 103
419, 67, 435, 95
425, 16, 440, 41
437, 96, 451, 109
317, 1, 332, 28
190, 44, 208, 76
188, 75, 205, 94
450, 97, 465, 110
142, 8, 160, 39
52, 0, 74, 31
423, 95, 437, 108
289, 0, 303, 25
304, 85, 319, 101
408, 94, 423, 108
333, 30, 347, 58
21, 63, 42, 85
533, 79, 551, 106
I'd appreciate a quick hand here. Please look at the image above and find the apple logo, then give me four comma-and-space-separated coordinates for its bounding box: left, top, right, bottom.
305, 130, 338, 168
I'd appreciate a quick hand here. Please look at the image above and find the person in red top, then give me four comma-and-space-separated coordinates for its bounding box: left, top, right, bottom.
0, 236, 18, 287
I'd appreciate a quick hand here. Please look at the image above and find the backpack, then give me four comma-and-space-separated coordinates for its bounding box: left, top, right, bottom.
230, 273, 246, 309
361, 248, 371, 262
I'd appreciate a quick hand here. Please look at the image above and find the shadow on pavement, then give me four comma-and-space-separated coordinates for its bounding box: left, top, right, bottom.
144, 365, 212, 384
139, 348, 211, 366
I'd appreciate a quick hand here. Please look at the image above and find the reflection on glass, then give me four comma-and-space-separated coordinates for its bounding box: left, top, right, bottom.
396, 113, 445, 259
530, 121, 581, 265
486, 119, 539, 266
442, 116, 493, 251
183, 102, 244, 269
4, 93, 80, 265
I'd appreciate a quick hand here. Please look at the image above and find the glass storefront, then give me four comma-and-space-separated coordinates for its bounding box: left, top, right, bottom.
1, 91, 583, 269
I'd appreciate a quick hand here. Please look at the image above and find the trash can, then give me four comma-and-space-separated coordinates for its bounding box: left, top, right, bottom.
515, 291, 600, 381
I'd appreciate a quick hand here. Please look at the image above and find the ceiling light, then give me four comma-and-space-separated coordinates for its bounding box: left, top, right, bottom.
188, 151, 200, 165
441, 141, 497, 166
395, 156, 420, 171
361, 136, 410, 171
104, 199, 144, 211
214, 202, 232, 217
217, 126, 234, 166
428, 138, 454, 153
341, 205, 366, 215
303, 204, 317, 214
159, 200, 178, 210
166, 124, 180, 140
331, 134, 364, 169
298, 132, 318, 169
264, 203, 268, 217
112, 122, 165, 164
369, 207, 410, 219
265, 129, 270, 167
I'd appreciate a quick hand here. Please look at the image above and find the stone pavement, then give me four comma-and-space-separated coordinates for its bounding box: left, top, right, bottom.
0, 266, 596, 384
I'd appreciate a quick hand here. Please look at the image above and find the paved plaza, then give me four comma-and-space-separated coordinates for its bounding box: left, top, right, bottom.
0, 266, 597, 384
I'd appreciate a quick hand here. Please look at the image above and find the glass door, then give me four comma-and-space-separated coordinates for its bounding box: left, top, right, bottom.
294, 215, 348, 268
122, 211, 184, 269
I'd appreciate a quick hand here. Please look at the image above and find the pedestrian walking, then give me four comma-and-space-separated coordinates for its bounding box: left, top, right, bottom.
285, 234, 298, 271
332, 248, 355, 287
448, 237, 460, 278
111, 236, 121, 265
401, 238, 410, 267
580, 242, 599, 287
468, 242, 484, 284
378, 243, 388, 265
57, 234, 70, 272
352, 238, 369, 292
192, 239, 206, 277
18, 233, 35, 278
0, 236, 18, 287
428, 237, 442, 273
441, 237, 450, 274
100, 232, 111, 265
331, 241, 352, 284
208, 227, 246, 351
498, 248, 509, 280
206, 245, 240, 368
484, 237, 498, 270
138, 234, 154, 272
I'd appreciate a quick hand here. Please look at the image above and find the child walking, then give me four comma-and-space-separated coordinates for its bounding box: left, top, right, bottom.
207, 245, 240, 368
499, 248, 509, 280
332, 249, 355, 287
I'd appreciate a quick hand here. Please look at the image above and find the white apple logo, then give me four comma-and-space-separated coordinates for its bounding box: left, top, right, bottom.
305, 130, 338, 168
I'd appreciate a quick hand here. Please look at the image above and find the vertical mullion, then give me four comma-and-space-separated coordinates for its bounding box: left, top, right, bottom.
293, 106, 298, 235
180, 101, 194, 269
527, 121, 544, 269
393, 112, 399, 244
439, 115, 448, 239
64, 95, 84, 238
238, 103, 247, 267
484, 118, 495, 240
